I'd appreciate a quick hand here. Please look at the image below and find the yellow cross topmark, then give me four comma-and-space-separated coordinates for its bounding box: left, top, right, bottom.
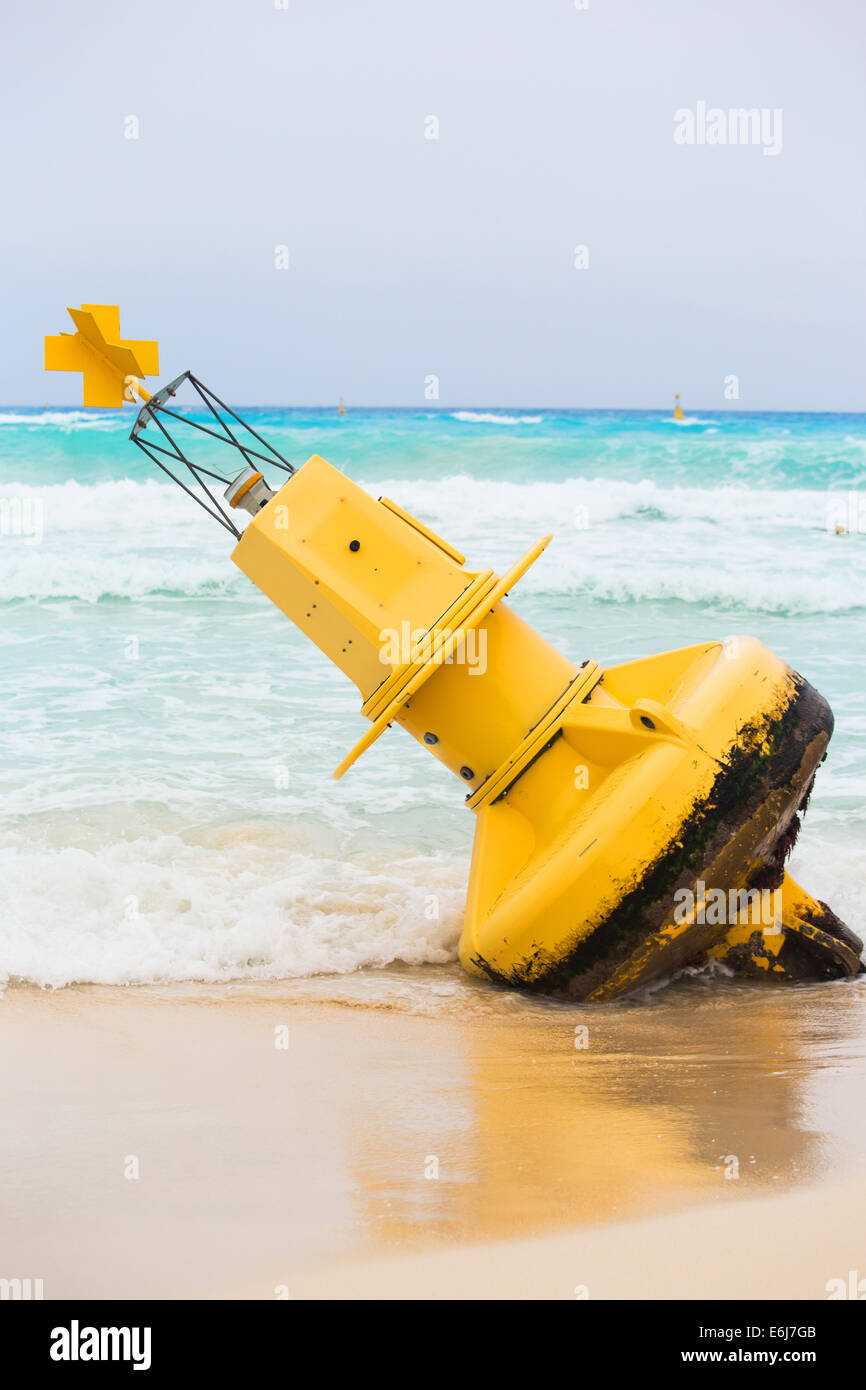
45, 305, 159, 407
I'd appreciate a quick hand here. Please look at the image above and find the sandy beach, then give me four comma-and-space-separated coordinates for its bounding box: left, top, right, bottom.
2, 970, 864, 1300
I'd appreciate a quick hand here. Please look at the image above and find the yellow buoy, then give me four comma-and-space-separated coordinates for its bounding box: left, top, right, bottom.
45, 307, 863, 1000
673, 393, 685, 421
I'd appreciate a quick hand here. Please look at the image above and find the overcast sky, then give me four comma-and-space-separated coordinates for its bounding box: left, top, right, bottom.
2, 0, 864, 408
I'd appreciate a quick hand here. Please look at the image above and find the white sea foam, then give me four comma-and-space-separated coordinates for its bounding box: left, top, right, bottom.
1, 550, 239, 603
0, 477, 210, 533
374, 472, 838, 529
3, 475, 863, 612
451, 411, 545, 425
0, 824, 465, 989
1, 472, 850, 538
559, 564, 866, 615
0, 410, 120, 429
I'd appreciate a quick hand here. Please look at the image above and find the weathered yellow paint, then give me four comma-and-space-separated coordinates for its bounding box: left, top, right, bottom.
711, 874, 862, 979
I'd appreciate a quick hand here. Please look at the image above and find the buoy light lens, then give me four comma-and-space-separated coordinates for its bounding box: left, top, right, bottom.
225, 466, 275, 516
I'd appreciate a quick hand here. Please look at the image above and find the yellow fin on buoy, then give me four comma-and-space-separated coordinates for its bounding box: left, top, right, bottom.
44, 305, 158, 407
673, 392, 684, 421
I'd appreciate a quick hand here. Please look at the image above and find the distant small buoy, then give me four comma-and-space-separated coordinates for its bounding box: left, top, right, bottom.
835, 524, 847, 535
673, 393, 684, 421
338, 397, 346, 416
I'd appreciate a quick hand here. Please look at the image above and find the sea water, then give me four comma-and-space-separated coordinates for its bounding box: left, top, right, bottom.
1, 406, 864, 990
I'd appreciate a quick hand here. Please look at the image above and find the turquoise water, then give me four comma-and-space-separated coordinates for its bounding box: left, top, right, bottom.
1, 403, 865, 988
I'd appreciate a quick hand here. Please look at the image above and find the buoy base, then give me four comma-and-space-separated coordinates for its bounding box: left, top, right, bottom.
459, 638, 861, 1000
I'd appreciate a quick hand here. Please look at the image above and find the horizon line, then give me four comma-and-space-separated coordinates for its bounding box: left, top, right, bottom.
10, 403, 866, 418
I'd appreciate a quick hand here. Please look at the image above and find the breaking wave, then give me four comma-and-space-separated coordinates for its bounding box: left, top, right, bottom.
0, 819, 465, 989
2, 475, 863, 613
450, 411, 545, 425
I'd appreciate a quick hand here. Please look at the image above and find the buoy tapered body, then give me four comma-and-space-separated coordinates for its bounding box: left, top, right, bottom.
231, 453, 862, 1000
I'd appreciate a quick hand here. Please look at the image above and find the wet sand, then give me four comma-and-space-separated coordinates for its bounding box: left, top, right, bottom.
1, 969, 865, 1299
